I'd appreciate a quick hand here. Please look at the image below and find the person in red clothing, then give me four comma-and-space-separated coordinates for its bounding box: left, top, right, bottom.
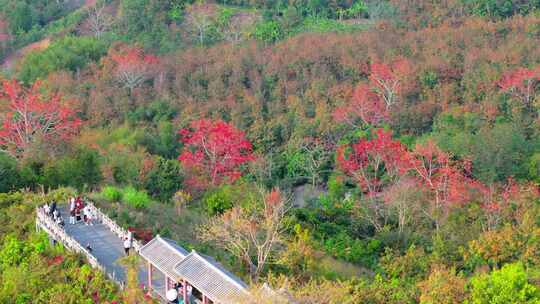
75, 197, 84, 222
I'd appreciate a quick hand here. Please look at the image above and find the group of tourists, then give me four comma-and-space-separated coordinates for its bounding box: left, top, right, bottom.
43, 201, 64, 227
43, 197, 99, 229
69, 197, 96, 226
166, 282, 192, 304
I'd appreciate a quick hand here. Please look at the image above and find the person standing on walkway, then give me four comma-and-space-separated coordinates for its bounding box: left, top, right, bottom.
56, 215, 65, 228
87, 207, 94, 226
75, 197, 83, 213
123, 237, 131, 255
50, 201, 57, 216
83, 205, 90, 225
69, 197, 76, 224
75, 207, 81, 223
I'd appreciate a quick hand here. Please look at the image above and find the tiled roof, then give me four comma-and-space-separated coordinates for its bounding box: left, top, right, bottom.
139, 235, 189, 280
174, 250, 249, 304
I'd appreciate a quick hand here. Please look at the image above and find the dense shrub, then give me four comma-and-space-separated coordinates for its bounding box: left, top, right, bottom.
380, 245, 431, 281
322, 232, 381, 267
204, 185, 235, 215
100, 186, 123, 202
253, 20, 283, 43
0, 192, 24, 209
469, 262, 540, 303
0, 231, 118, 303
121, 186, 151, 208
417, 265, 467, 304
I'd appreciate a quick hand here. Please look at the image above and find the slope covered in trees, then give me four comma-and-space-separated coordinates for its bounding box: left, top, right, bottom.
2, 0, 540, 303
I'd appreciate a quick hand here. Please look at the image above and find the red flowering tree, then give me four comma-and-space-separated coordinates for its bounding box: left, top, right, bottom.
0, 80, 81, 158
178, 119, 254, 189
110, 46, 159, 91
333, 83, 388, 127
370, 58, 412, 109
497, 66, 540, 107
337, 129, 411, 231
474, 177, 533, 232
333, 58, 411, 127
410, 140, 472, 231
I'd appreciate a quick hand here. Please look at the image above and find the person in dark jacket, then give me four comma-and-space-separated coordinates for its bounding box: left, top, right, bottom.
50, 201, 57, 216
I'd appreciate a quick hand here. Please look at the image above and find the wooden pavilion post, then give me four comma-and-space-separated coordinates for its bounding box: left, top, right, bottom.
202, 295, 208, 304
147, 262, 153, 289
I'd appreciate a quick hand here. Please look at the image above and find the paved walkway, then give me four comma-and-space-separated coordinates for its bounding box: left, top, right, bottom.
57, 206, 157, 289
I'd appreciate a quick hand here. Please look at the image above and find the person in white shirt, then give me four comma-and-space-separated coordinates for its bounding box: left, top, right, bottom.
86, 207, 94, 226
186, 284, 192, 299
69, 197, 76, 224
44, 203, 50, 215
123, 237, 131, 255
83, 206, 90, 225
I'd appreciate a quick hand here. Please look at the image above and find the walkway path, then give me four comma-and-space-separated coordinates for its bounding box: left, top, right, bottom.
37, 203, 168, 302
58, 206, 147, 284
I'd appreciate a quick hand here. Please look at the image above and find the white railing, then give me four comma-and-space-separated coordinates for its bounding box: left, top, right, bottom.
35, 206, 124, 288
84, 200, 143, 252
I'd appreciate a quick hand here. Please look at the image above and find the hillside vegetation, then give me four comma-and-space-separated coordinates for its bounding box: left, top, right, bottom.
2, 0, 540, 303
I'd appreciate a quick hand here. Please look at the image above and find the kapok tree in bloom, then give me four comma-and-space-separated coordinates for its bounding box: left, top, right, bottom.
178, 119, 254, 189
333, 83, 388, 127
410, 140, 472, 231
473, 177, 538, 232
497, 66, 540, 108
337, 129, 411, 231
110, 46, 159, 91
370, 58, 412, 109
0, 80, 82, 158
333, 58, 411, 127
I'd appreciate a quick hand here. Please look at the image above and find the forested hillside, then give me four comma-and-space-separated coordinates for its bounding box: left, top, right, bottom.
2, 0, 540, 303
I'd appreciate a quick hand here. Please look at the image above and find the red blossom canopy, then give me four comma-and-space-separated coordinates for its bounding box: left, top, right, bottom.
178, 119, 254, 189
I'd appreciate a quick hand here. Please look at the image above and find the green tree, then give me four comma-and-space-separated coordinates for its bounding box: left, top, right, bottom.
118, 0, 177, 50
0, 154, 20, 193
253, 20, 283, 44
469, 262, 540, 304
17, 36, 108, 83
470, 123, 531, 183
6, 1, 33, 33
118, 255, 147, 303
204, 185, 235, 215
41, 149, 102, 191
144, 157, 183, 202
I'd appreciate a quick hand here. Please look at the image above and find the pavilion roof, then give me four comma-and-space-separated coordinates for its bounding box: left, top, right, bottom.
139, 235, 189, 280
174, 250, 249, 304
